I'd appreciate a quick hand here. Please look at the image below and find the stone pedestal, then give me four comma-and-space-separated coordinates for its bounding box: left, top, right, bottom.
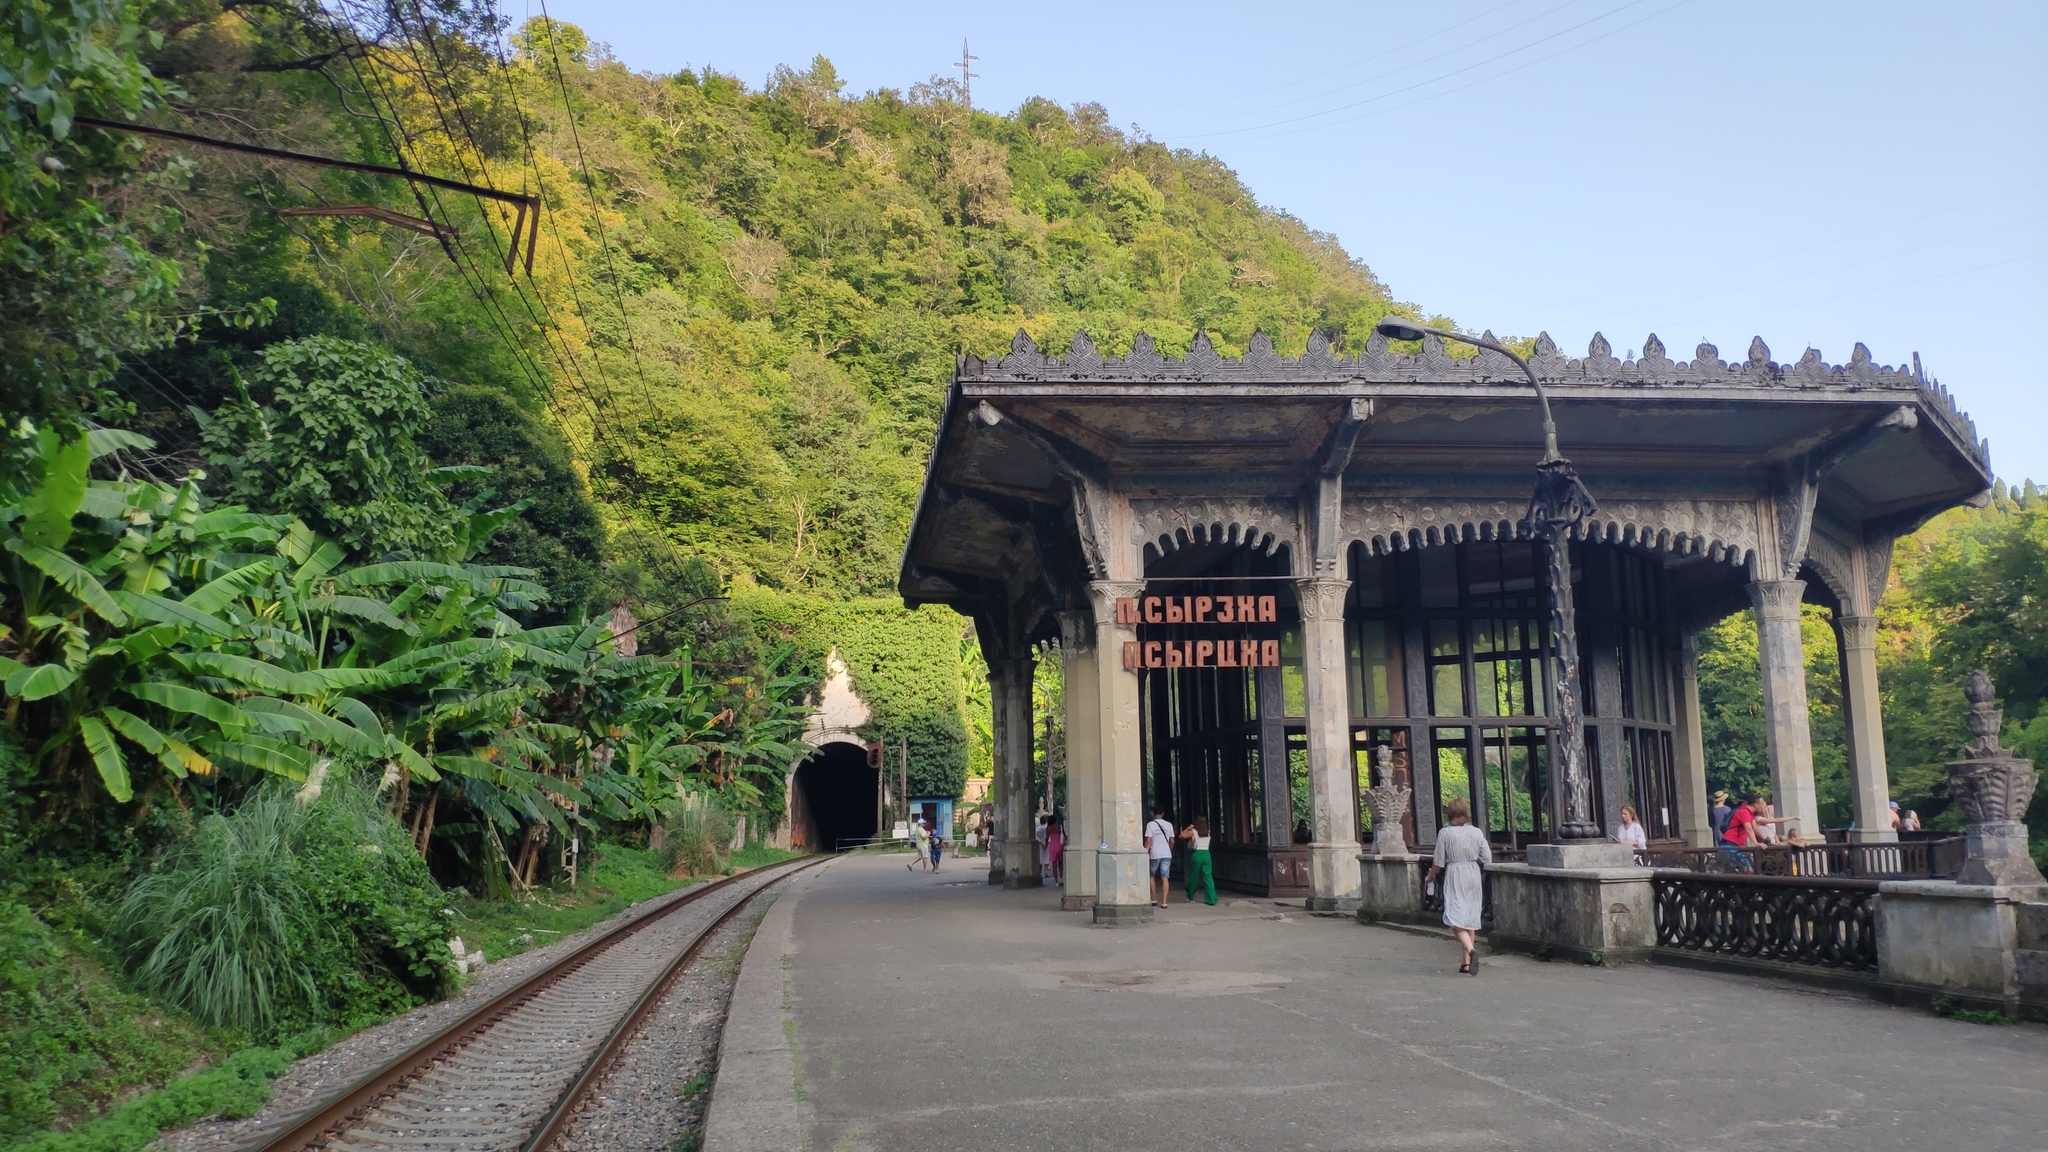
1355, 853, 1429, 926
1947, 669, 2047, 889
1877, 880, 2048, 1012
1525, 841, 1638, 869
1486, 863, 1656, 963
1092, 850, 1153, 926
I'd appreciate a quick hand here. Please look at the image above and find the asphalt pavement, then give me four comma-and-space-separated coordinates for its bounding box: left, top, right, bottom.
705, 853, 2047, 1152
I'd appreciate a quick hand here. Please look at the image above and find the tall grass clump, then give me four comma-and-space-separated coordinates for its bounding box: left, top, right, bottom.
659, 795, 734, 877
111, 775, 455, 1041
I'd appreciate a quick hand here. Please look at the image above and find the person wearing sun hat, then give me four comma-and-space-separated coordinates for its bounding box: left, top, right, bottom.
1709, 790, 1733, 846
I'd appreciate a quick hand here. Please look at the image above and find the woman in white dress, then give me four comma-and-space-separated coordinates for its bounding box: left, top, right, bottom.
1426, 797, 1491, 975
1612, 805, 1649, 851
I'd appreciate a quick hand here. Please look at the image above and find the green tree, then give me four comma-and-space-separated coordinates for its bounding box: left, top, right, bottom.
0, 0, 180, 458
417, 386, 605, 624
199, 338, 462, 559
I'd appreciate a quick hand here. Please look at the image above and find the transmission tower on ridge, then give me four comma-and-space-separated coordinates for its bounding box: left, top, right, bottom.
958, 37, 978, 108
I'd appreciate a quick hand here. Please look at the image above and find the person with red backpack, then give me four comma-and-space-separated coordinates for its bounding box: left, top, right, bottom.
1719, 793, 1760, 870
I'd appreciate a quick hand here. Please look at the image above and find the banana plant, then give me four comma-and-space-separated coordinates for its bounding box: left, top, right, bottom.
0, 428, 299, 801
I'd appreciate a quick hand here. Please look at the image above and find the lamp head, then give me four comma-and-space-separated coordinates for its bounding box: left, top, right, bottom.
1375, 317, 1431, 343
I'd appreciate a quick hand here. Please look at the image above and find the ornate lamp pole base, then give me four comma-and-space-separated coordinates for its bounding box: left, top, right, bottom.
1527, 455, 1604, 843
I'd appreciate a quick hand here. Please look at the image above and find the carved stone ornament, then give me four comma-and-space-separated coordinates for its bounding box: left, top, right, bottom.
1132, 498, 1294, 562
1056, 609, 1094, 654
1342, 496, 1761, 569
956, 329, 1987, 474
1362, 744, 1412, 856
1294, 578, 1350, 621
1946, 669, 2047, 888
1086, 580, 1146, 626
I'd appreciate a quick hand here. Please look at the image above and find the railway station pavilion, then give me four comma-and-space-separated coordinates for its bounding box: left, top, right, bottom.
896, 327, 1991, 924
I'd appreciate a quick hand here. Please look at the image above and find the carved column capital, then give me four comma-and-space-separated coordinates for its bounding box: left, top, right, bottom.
1746, 578, 1806, 620
1293, 578, 1351, 621
1837, 614, 1878, 652
1057, 609, 1095, 653
1087, 579, 1146, 625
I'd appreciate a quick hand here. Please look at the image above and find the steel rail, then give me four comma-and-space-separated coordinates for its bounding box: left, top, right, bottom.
517, 855, 811, 1152
240, 854, 823, 1152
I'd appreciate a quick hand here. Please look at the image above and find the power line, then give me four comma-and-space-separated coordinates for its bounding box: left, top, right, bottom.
1166, 0, 1585, 128
957, 38, 978, 109
534, 0, 661, 413
337, 42, 560, 407
1171, 0, 1527, 110
1168, 0, 1671, 141
376, 2, 626, 446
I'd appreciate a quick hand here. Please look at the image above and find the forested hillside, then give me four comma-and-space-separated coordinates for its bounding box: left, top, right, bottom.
2, 0, 2045, 1143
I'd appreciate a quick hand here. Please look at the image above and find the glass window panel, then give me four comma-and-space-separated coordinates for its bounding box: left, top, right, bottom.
1481, 731, 1508, 832
1287, 732, 1312, 834
1465, 542, 1503, 597
1281, 628, 1305, 717
1501, 542, 1538, 593
1432, 662, 1465, 717
1428, 618, 1461, 658
1474, 660, 1500, 717
1419, 547, 1459, 607
1354, 619, 1404, 717
1434, 729, 1469, 827
1354, 551, 1389, 608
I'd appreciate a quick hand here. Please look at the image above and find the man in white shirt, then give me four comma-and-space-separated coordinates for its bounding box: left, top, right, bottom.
908, 818, 930, 871
1143, 806, 1176, 908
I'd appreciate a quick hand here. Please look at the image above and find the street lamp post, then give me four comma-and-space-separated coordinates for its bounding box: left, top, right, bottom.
1374, 319, 1603, 841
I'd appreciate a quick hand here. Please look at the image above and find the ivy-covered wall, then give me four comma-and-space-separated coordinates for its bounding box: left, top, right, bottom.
739, 591, 973, 798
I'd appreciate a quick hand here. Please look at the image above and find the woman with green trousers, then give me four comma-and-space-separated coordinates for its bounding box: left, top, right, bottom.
1180, 816, 1217, 905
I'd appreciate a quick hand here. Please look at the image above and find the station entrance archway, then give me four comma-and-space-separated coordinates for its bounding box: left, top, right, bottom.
794, 741, 879, 852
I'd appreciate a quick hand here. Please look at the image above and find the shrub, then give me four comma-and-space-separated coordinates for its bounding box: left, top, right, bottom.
660, 796, 734, 877
111, 776, 454, 1040
0, 903, 215, 1142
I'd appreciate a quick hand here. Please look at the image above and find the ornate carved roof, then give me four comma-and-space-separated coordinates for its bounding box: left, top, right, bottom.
959, 328, 1988, 472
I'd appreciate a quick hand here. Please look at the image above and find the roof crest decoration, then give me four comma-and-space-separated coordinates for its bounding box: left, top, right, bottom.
956, 328, 1985, 471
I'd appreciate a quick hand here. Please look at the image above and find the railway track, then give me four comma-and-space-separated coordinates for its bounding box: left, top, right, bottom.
239, 854, 825, 1152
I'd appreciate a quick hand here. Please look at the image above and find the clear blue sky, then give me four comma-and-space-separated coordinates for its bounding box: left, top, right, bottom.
534, 0, 2048, 485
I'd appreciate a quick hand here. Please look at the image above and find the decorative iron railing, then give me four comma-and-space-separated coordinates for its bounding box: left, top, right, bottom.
1634, 837, 1963, 879
1651, 871, 1879, 971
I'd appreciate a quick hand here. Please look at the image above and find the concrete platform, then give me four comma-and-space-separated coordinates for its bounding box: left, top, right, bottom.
706, 854, 2047, 1152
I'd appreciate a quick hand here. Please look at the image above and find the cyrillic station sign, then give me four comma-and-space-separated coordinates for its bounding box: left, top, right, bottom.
1114, 594, 1281, 670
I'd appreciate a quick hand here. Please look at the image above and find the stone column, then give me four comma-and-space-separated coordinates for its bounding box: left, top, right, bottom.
1674, 631, 1713, 848
985, 663, 1006, 885
1748, 580, 1823, 841
997, 654, 1041, 889
1058, 610, 1101, 910
1089, 580, 1151, 925
1296, 578, 1363, 912
1837, 615, 1897, 843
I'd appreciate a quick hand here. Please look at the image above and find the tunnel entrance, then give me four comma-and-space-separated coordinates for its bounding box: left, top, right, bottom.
795, 741, 879, 852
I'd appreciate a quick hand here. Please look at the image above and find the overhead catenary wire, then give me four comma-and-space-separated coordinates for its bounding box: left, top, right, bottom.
372, 1, 628, 447
1165, 0, 1586, 127
1166, 0, 1682, 142
534, 0, 661, 413
334, 41, 561, 406
1170, 0, 1528, 110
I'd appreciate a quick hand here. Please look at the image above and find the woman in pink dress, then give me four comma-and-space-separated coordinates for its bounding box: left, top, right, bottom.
1045, 813, 1064, 885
